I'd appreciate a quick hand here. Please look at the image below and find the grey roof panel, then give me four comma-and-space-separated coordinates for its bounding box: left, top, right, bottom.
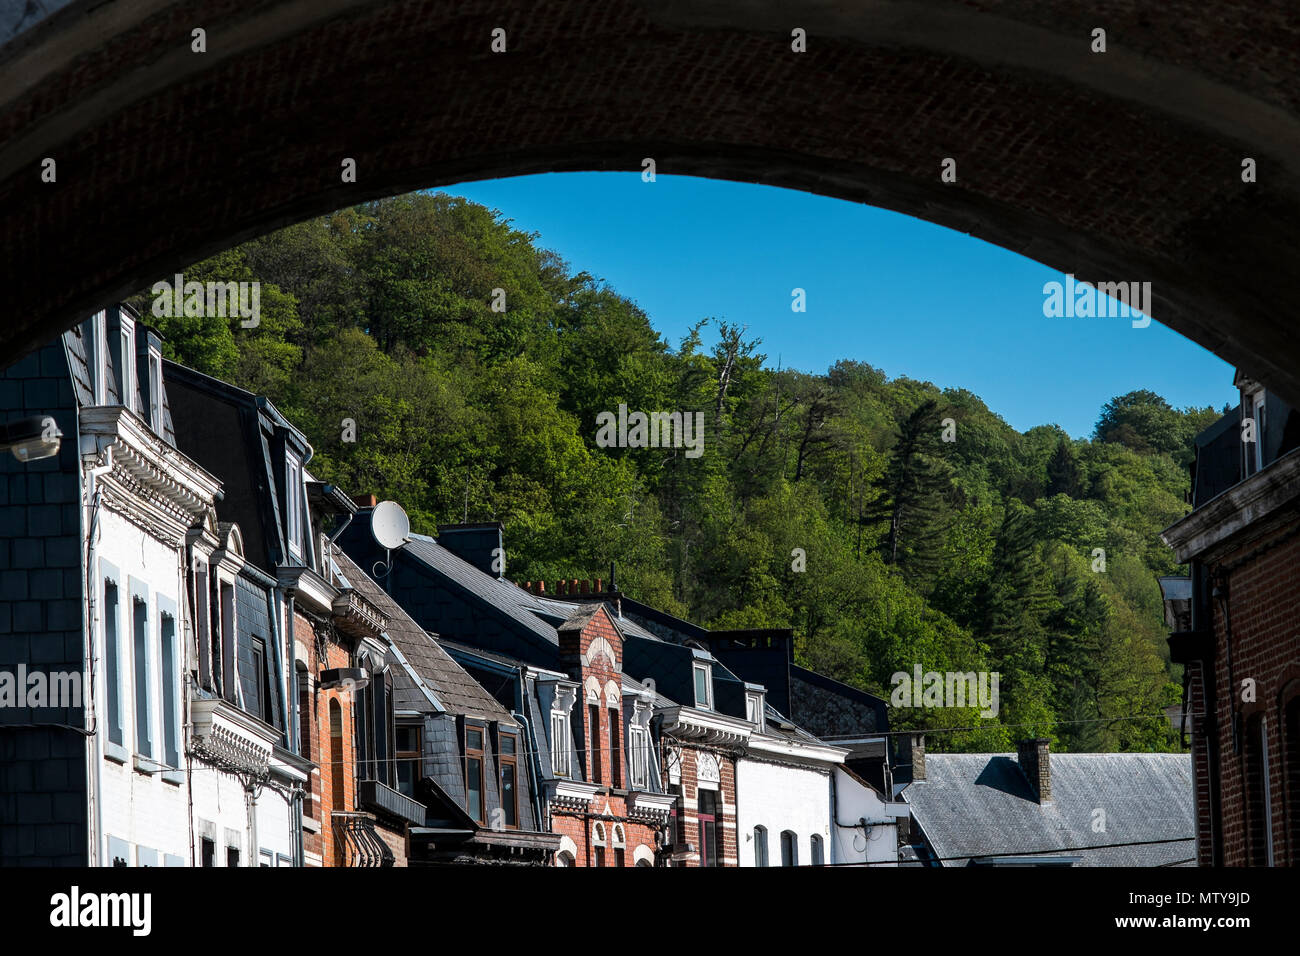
905, 752, 1195, 866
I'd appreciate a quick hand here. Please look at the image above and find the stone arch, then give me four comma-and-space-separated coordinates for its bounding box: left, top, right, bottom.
3, 1, 1300, 404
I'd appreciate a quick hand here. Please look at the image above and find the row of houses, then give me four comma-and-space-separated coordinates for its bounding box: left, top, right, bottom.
0, 303, 1216, 867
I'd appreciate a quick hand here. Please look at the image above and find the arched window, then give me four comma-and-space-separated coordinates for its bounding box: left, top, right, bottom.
612, 824, 626, 867
592, 822, 607, 867
810, 833, 824, 866
1245, 713, 1273, 865
780, 830, 798, 867
1284, 691, 1300, 865
753, 826, 769, 867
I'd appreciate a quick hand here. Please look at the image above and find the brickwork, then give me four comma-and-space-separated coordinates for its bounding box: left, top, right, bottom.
6, 1, 1300, 409
665, 745, 739, 867
1203, 516, 1300, 866
293, 607, 356, 867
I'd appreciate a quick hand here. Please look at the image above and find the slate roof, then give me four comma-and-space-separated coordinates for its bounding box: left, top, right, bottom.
905, 752, 1195, 866
401, 533, 661, 644
333, 549, 514, 724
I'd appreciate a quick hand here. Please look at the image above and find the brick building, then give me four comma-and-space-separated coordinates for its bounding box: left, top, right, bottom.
1162, 370, 1300, 866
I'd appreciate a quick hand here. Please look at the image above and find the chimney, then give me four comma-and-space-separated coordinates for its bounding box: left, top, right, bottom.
352, 494, 378, 508
911, 733, 926, 782
437, 522, 505, 579
1017, 738, 1052, 803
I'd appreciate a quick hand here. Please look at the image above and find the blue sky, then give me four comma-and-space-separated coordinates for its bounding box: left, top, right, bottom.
441, 173, 1237, 438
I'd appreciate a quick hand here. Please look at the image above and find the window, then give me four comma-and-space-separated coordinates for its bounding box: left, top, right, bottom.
286, 453, 304, 560
132, 592, 152, 758
159, 609, 180, 768
629, 724, 649, 789
551, 709, 570, 776
193, 561, 211, 691
608, 707, 621, 788
693, 662, 712, 710
498, 730, 518, 828
592, 822, 606, 867
466, 726, 485, 824
251, 637, 272, 724
810, 833, 824, 866
91, 311, 109, 406
259, 850, 273, 868
1245, 713, 1273, 866
147, 349, 163, 433
219, 581, 236, 702
1244, 389, 1266, 477
780, 830, 798, 867
226, 845, 239, 868
587, 704, 603, 783
200, 838, 215, 868
754, 826, 769, 867
698, 788, 721, 867
329, 700, 345, 819
118, 315, 136, 414
1286, 693, 1300, 865
103, 576, 124, 751
612, 824, 626, 867
396, 724, 422, 798
746, 692, 765, 732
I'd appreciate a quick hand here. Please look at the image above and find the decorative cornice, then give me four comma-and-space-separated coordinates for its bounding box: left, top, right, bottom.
659, 705, 752, 750
1161, 448, 1300, 563
190, 697, 277, 779
550, 779, 601, 810
627, 790, 676, 822
331, 587, 387, 640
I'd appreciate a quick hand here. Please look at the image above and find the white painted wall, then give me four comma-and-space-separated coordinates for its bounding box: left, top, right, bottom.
94, 508, 190, 866
831, 767, 902, 866
735, 757, 832, 867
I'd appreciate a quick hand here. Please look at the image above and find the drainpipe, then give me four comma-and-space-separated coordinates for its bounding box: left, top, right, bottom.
84, 443, 113, 866
277, 586, 305, 867
514, 699, 545, 833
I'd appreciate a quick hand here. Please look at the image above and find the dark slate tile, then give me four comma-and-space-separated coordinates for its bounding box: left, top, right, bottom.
11, 539, 41, 568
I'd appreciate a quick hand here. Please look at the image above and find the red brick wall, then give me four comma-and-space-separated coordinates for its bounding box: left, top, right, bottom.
1203, 516, 1300, 866
293, 608, 357, 867
552, 802, 659, 867
665, 746, 738, 867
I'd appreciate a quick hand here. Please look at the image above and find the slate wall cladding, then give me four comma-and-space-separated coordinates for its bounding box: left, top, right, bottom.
0, 339, 88, 865
234, 573, 281, 735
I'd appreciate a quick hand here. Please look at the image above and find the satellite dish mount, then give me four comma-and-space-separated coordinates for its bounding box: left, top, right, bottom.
370, 500, 411, 579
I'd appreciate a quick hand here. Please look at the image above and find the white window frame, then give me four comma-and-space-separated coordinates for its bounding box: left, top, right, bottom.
551, 709, 570, 777
628, 723, 649, 789
157, 596, 182, 776
91, 311, 109, 406
693, 662, 712, 711
147, 347, 163, 433
101, 561, 127, 762
129, 578, 153, 762
286, 453, 304, 561
119, 314, 136, 414
746, 692, 765, 732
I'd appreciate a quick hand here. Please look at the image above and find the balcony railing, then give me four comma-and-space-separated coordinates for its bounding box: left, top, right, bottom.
331, 812, 394, 867
358, 778, 426, 826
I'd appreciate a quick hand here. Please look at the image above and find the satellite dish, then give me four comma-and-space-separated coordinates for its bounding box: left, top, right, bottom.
371, 500, 411, 551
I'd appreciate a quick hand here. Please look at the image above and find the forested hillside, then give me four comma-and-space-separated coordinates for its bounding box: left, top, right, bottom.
126, 192, 1224, 754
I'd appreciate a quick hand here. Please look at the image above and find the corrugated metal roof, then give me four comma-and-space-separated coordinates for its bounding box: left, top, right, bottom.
905, 752, 1195, 866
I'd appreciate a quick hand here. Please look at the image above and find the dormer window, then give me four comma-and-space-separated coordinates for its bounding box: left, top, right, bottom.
91, 311, 109, 406
147, 347, 163, 434
286, 452, 304, 561
1243, 388, 1266, 477
117, 312, 136, 414
746, 691, 765, 733
693, 662, 712, 711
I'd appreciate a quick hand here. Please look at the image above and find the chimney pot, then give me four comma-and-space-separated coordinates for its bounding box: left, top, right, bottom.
580, 579, 590, 595
537, 581, 545, 595
596, 578, 603, 593
351, 494, 378, 508
911, 733, 926, 782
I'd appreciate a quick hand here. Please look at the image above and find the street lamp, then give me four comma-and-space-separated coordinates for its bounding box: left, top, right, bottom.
0, 414, 62, 462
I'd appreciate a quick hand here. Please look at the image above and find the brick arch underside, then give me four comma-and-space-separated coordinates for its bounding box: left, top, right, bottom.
3, 0, 1299, 402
